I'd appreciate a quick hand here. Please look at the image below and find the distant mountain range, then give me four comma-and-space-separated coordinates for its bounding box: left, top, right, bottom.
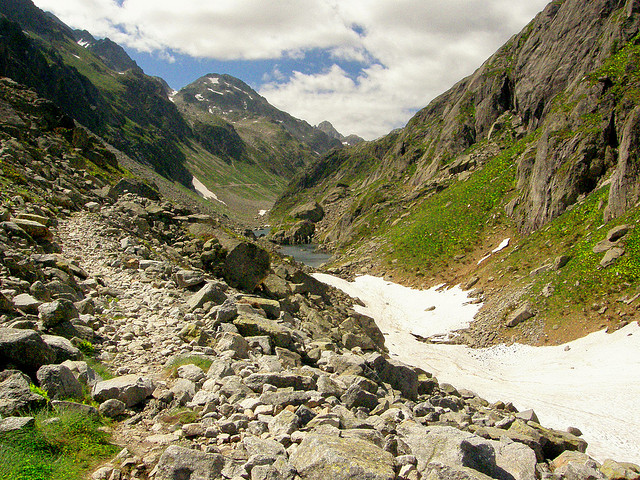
0, 0, 357, 221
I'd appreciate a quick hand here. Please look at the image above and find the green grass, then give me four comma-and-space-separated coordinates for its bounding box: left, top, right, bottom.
164, 355, 213, 378
0, 410, 119, 480
383, 137, 528, 270
500, 186, 640, 325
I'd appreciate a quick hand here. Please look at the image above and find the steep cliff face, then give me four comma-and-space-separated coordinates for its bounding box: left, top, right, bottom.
274, 0, 640, 239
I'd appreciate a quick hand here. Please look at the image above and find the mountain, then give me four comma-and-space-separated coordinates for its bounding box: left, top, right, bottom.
271, 0, 640, 346
173, 73, 341, 156
317, 120, 364, 146
0, 0, 336, 222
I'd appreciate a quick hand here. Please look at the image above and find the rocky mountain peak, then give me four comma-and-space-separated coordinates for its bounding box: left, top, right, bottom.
317, 120, 365, 146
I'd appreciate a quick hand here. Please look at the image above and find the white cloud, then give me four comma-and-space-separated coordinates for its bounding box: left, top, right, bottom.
33, 0, 550, 139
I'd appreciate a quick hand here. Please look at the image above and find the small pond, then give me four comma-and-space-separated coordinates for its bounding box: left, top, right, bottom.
253, 227, 332, 268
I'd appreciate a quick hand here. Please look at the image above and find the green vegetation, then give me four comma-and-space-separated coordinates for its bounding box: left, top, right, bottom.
29, 384, 50, 402
384, 137, 528, 270
76, 340, 95, 356
164, 355, 213, 378
0, 410, 119, 480
499, 186, 640, 327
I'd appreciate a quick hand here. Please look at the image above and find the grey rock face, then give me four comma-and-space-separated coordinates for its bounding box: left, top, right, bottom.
92, 374, 154, 407
151, 445, 225, 480
99, 398, 126, 418
506, 303, 536, 328
0, 416, 35, 433
290, 433, 396, 480
36, 364, 83, 400
215, 332, 249, 359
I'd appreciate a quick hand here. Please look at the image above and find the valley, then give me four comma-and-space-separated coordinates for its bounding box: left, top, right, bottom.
0, 0, 639, 479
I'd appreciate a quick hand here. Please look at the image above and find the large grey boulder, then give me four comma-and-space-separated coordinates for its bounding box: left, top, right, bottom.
151, 445, 224, 480
398, 422, 537, 480
108, 178, 160, 201
92, 374, 154, 407
0, 370, 47, 416
367, 354, 421, 400
37, 364, 83, 400
223, 242, 270, 292
290, 433, 395, 480
0, 328, 55, 373
38, 299, 79, 328
61, 360, 102, 387
0, 416, 35, 433
506, 303, 535, 328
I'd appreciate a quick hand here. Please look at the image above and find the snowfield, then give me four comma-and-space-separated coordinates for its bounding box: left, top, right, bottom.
191, 177, 226, 205
314, 273, 640, 464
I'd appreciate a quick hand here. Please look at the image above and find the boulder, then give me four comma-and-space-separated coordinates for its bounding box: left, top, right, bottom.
0, 328, 55, 373
398, 422, 537, 480
367, 354, 420, 400
99, 399, 127, 418
187, 282, 227, 310
151, 445, 225, 480
12, 218, 50, 238
36, 364, 83, 400
506, 303, 535, 327
0, 416, 35, 433
292, 201, 325, 223
290, 433, 396, 480
91, 374, 154, 407
234, 315, 293, 348
173, 270, 205, 289
61, 360, 102, 387
12, 293, 42, 314
215, 332, 249, 359
341, 384, 379, 411
607, 224, 632, 242
42, 335, 81, 363
237, 296, 281, 319
0, 292, 14, 312
550, 451, 605, 480
38, 299, 79, 328
600, 247, 625, 268
0, 370, 47, 416
223, 242, 270, 292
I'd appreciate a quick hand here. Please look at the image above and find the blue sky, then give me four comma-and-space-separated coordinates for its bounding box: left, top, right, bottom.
33, 0, 549, 139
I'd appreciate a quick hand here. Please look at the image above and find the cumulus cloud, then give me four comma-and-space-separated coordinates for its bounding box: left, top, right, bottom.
33, 0, 549, 139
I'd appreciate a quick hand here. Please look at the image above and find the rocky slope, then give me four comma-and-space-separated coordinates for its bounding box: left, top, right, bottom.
316, 120, 364, 147
1, 74, 639, 480
0, 0, 341, 221
270, 0, 640, 346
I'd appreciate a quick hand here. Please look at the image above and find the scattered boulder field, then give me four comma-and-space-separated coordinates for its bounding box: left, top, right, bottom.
0, 83, 638, 480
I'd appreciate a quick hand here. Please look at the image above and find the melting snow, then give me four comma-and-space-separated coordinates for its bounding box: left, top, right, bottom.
77, 40, 91, 48
258, 210, 269, 216
314, 273, 640, 464
192, 177, 226, 206
195, 93, 205, 102
208, 77, 220, 85
478, 237, 510, 264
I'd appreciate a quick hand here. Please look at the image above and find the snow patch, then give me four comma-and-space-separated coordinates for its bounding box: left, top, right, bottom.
195, 93, 205, 102
208, 77, 220, 85
478, 237, 510, 264
192, 177, 226, 205
313, 273, 640, 464
77, 40, 91, 48
258, 210, 269, 217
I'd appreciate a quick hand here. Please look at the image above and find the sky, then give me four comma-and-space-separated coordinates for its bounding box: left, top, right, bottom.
32, 0, 550, 140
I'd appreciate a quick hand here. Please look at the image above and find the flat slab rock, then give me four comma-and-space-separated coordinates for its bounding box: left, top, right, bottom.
290, 432, 396, 480
91, 374, 154, 407
151, 445, 224, 480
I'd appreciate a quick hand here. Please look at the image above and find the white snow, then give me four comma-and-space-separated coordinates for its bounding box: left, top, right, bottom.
258, 210, 269, 216
77, 39, 91, 48
478, 237, 510, 264
192, 177, 226, 206
208, 77, 220, 85
492, 237, 510, 253
314, 273, 640, 464
195, 93, 205, 102
208, 88, 224, 95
